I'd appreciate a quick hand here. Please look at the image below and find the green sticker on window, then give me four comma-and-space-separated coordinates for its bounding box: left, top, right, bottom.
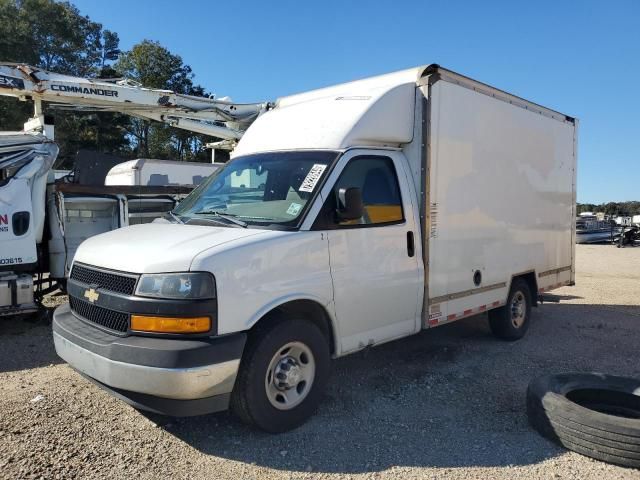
286, 202, 302, 216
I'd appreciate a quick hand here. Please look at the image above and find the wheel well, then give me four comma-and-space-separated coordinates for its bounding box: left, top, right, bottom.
251, 300, 336, 354
512, 272, 538, 306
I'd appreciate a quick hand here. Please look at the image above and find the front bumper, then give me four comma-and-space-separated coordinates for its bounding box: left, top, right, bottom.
53, 303, 246, 416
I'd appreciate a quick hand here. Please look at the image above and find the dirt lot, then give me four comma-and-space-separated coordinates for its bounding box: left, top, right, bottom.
1, 244, 639, 479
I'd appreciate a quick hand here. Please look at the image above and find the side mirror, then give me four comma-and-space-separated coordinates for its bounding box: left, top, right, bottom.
337, 187, 364, 221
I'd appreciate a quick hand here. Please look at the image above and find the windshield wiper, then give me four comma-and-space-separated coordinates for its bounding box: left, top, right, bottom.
168, 211, 184, 224
193, 210, 248, 228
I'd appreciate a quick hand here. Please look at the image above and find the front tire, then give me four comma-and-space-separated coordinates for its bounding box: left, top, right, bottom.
230, 317, 330, 433
488, 278, 532, 340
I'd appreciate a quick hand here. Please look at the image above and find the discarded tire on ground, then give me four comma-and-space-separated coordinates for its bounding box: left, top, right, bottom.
527, 373, 640, 468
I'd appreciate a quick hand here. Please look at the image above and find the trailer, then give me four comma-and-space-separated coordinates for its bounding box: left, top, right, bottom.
52, 64, 577, 432
105, 159, 223, 187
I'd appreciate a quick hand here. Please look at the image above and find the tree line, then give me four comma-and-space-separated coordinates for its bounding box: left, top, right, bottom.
577, 201, 640, 216
0, 0, 215, 166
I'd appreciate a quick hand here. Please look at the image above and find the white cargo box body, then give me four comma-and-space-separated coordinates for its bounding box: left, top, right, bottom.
237, 64, 577, 328
420, 70, 576, 325
105, 159, 222, 187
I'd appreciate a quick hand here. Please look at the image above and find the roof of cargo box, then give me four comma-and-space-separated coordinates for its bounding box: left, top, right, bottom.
232, 64, 574, 157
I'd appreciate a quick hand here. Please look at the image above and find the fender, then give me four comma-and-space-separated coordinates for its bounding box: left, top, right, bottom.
244, 293, 341, 356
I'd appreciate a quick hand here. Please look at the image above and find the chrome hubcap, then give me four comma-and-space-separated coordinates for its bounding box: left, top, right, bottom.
510, 291, 527, 328
265, 341, 315, 410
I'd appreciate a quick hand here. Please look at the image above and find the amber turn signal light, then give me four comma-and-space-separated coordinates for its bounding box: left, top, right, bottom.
130, 315, 211, 334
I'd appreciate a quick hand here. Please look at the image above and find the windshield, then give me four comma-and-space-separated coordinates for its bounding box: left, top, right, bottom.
173, 151, 338, 228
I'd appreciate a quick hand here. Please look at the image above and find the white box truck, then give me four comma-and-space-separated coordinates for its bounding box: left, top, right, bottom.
52, 65, 577, 432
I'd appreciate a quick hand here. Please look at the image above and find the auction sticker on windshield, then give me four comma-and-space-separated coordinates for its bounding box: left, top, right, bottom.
299, 164, 327, 192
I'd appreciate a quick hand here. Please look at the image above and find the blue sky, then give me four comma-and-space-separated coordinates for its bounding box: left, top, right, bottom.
73, 0, 640, 204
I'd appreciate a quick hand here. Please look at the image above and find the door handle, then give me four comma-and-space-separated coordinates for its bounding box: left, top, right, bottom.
406, 231, 415, 257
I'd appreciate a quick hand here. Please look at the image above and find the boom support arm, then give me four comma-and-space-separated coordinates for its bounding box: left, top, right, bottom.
0, 63, 268, 144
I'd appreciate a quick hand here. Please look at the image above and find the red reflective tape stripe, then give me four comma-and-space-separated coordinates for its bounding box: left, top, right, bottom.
428, 318, 439, 326
448, 305, 495, 322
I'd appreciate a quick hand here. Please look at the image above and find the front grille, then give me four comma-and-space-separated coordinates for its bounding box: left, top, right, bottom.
70, 263, 137, 295
69, 296, 129, 333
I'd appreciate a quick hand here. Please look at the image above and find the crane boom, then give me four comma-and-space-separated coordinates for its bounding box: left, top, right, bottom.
0, 63, 268, 144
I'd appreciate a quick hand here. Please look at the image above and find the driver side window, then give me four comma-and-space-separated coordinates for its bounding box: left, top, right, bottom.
318, 156, 404, 228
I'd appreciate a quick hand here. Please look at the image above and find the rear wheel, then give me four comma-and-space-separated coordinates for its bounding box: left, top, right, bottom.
488, 278, 532, 340
231, 317, 330, 433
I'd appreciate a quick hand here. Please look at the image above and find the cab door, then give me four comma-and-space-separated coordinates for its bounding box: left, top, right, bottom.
310, 151, 422, 354
0, 177, 37, 267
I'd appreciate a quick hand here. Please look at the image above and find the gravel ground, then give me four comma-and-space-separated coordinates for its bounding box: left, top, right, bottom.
1, 244, 639, 479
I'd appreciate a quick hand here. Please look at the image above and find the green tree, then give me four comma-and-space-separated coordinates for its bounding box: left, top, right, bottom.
0, 3, 213, 163
115, 40, 212, 160
116, 40, 195, 90
20, 0, 103, 75
0, 0, 35, 130
576, 203, 596, 215
101, 30, 120, 69
0, 0, 37, 64
577, 202, 640, 216
0, 0, 129, 163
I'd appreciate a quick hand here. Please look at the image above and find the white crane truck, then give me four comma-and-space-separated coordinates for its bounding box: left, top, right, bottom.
0, 64, 266, 316
52, 64, 577, 432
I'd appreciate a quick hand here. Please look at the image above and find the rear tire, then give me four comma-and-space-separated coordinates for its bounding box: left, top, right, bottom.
488, 278, 532, 340
230, 317, 330, 433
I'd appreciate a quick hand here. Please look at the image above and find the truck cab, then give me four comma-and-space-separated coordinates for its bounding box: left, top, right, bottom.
53, 144, 423, 431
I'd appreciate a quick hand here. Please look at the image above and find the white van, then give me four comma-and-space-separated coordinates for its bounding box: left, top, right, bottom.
52, 65, 577, 432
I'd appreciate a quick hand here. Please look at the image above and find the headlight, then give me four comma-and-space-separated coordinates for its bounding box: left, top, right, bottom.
135, 272, 216, 299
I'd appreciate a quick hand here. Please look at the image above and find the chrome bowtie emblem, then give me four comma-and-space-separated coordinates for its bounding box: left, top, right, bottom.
84, 288, 99, 303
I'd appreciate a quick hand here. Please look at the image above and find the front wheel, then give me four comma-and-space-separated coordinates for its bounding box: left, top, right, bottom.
230, 317, 330, 433
488, 278, 532, 340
